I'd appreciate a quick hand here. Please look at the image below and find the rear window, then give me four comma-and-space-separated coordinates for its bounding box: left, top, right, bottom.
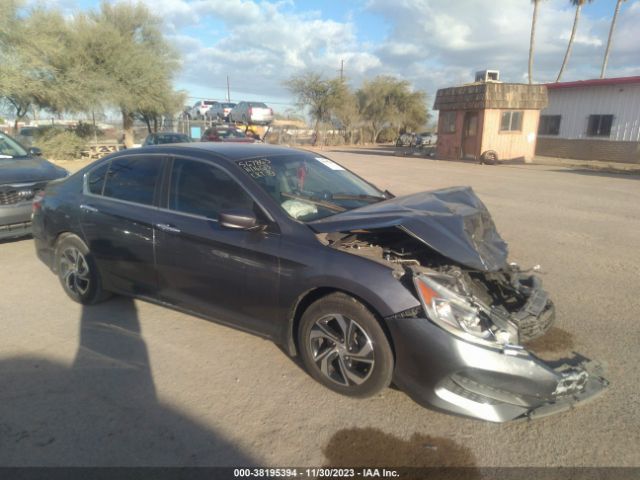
248, 102, 268, 108
204, 101, 216, 105
102, 156, 161, 205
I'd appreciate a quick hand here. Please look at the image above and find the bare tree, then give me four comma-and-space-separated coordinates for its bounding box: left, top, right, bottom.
600, 0, 627, 78
528, 0, 542, 84
556, 0, 593, 83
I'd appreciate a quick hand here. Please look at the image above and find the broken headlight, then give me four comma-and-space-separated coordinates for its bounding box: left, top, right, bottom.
413, 274, 516, 348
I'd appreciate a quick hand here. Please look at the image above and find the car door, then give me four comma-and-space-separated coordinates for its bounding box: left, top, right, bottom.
154, 156, 282, 338
80, 154, 165, 296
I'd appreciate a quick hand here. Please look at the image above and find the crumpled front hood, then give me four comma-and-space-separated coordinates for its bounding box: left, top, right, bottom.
0, 157, 67, 184
308, 186, 509, 271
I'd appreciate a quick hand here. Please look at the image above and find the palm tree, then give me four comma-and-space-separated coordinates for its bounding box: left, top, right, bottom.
528, 0, 541, 84
600, 0, 627, 78
556, 0, 593, 82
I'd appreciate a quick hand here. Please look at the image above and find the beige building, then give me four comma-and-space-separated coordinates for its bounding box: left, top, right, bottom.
433, 76, 548, 163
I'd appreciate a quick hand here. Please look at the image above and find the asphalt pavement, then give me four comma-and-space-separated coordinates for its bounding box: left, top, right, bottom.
1, 147, 639, 468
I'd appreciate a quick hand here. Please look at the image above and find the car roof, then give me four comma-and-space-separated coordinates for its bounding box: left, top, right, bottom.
139, 142, 308, 162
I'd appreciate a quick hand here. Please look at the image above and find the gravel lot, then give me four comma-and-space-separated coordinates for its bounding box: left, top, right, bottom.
1, 147, 639, 468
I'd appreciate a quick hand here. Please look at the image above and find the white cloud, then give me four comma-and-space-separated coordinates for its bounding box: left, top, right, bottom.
37, 0, 640, 105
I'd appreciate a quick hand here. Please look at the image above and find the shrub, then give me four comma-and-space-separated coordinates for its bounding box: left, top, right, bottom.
37, 130, 86, 160
74, 121, 104, 139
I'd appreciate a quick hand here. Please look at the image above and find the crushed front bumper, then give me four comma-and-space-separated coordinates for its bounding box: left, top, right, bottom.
386, 316, 608, 422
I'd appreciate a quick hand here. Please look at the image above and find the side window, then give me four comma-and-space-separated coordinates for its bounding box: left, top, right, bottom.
539, 115, 561, 136
587, 114, 613, 137
500, 111, 523, 132
440, 111, 456, 133
169, 159, 254, 219
103, 156, 161, 205
87, 161, 110, 195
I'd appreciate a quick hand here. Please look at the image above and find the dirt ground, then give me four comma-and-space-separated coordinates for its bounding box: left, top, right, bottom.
1, 147, 639, 469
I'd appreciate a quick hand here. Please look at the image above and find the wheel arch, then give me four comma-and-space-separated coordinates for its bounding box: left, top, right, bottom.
285, 286, 396, 360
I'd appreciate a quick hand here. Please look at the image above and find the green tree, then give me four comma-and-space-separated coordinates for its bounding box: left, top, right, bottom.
0, 2, 81, 132
600, 0, 627, 78
556, 0, 593, 82
332, 81, 360, 144
357, 76, 428, 143
77, 1, 181, 146
284, 72, 344, 146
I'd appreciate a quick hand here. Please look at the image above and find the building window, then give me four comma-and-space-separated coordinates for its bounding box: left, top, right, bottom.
538, 115, 561, 136
440, 111, 456, 133
587, 115, 613, 137
500, 111, 523, 132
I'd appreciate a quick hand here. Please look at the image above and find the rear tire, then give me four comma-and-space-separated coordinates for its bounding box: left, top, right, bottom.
55, 234, 110, 305
298, 293, 394, 398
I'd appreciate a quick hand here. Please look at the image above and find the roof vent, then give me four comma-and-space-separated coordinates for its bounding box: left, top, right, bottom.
475, 70, 500, 83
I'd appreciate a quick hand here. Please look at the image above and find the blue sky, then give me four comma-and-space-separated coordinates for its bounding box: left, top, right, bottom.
36, 0, 640, 114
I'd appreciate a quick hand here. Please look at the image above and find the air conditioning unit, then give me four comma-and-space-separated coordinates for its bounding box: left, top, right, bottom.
475, 70, 500, 83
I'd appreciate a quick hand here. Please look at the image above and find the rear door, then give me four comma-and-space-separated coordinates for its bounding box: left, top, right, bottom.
80, 154, 165, 295
154, 156, 281, 337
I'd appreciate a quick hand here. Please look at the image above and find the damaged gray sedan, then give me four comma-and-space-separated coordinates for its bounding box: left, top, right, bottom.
33, 144, 607, 422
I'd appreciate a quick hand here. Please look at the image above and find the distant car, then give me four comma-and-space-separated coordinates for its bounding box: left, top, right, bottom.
395, 133, 416, 147
417, 132, 437, 146
207, 102, 237, 122
0, 131, 68, 240
201, 126, 256, 143
229, 102, 274, 126
17, 126, 43, 147
189, 100, 218, 119
142, 132, 193, 146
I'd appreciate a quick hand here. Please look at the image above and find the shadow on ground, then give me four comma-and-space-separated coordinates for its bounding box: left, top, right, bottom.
323, 427, 479, 479
548, 168, 640, 180
526, 327, 575, 356
0, 297, 258, 466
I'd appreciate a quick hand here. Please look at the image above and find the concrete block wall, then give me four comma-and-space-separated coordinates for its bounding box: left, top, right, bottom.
536, 138, 640, 164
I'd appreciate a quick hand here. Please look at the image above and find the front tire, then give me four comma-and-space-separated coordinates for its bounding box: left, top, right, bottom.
55, 234, 110, 305
298, 293, 394, 398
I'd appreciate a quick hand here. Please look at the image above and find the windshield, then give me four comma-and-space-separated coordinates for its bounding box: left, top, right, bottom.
0, 133, 29, 158
236, 153, 386, 221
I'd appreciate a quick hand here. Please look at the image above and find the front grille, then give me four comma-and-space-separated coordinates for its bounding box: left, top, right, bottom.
0, 189, 22, 205
0, 184, 42, 205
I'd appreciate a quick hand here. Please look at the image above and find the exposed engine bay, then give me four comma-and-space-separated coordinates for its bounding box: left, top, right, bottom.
322, 229, 555, 345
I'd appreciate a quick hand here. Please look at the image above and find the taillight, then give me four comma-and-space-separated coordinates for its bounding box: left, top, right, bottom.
32, 191, 45, 213
269, 108, 273, 115
249, 107, 253, 116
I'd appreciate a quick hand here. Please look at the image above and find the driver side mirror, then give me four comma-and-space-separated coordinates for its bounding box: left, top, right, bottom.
219, 209, 265, 231
29, 147, 43, 157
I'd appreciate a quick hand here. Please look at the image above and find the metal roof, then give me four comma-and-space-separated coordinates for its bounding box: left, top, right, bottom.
546, 76, 640, 90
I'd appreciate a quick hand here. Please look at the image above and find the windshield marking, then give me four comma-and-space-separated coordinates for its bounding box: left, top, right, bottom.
237, 158, 276, 178
314, 157, 344, 171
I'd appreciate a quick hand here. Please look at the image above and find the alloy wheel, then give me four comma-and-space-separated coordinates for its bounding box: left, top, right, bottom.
309, 314, 375, 387
59, 246, 91, 296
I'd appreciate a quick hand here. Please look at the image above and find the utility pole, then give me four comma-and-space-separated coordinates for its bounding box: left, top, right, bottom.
340, 59, 344, 81
227, 75, 231, 102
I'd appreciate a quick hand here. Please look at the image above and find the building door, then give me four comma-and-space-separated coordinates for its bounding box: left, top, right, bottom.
462, 111, 479, 160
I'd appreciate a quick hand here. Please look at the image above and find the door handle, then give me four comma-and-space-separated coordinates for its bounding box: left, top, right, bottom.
80, 204, 98, 213
156, 223, 181, 234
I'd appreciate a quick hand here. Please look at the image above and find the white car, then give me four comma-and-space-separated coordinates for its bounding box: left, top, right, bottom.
207, 102, 237, 122
229, 101, 274, 125
189, 100, 218, 119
